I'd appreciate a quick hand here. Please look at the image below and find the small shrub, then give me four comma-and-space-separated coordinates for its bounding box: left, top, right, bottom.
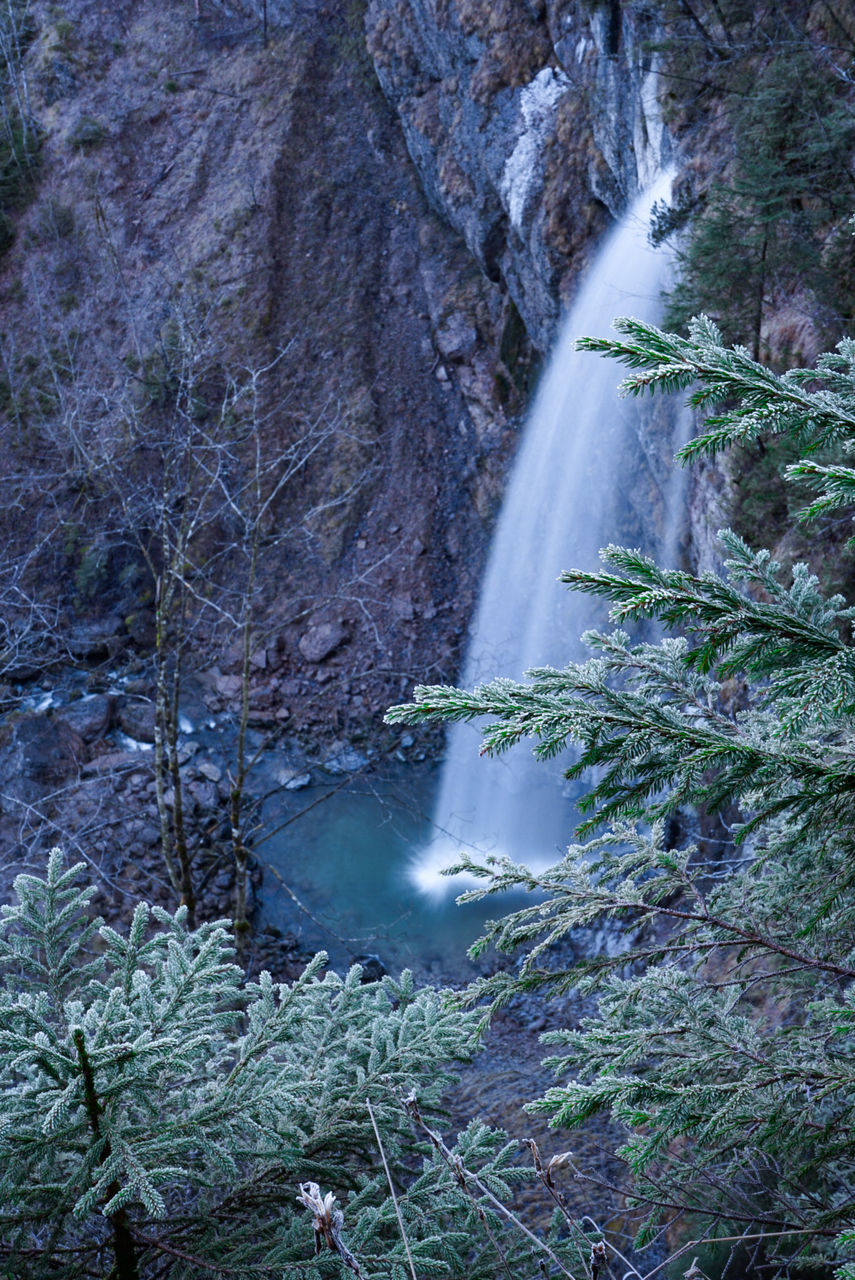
0, 210, 15, 256
53, 17, 75, 47
37, 197, 75, 240
68, 115, 105, 150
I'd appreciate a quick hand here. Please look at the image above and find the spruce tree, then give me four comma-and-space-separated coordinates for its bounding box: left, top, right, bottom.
662, 53, 855, 356
387, 315, 855, 1277
0, 850, 545, 1279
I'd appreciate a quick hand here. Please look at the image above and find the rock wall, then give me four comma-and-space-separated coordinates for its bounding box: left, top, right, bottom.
0, 0, 543, 734
0, 0, 688, 758
365, 0, 670, 352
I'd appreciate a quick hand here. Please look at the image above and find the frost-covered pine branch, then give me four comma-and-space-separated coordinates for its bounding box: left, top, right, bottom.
0, 850, 567, 1279
386, 315, 855, 1277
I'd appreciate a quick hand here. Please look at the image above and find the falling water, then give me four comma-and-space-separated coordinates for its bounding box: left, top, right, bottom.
413, 170, 686, 893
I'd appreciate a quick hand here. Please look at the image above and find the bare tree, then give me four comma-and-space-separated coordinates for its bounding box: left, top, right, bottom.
0, 279, 377, 937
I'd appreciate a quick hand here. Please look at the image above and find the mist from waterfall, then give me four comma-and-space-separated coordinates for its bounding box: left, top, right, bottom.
412, 169, 686, 894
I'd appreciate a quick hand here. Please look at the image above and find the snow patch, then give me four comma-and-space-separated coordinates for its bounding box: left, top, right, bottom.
500, 68, 570, 234
636, 66, 666, 187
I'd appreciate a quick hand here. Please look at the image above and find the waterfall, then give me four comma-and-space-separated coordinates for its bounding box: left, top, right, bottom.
412, 170, 685, 894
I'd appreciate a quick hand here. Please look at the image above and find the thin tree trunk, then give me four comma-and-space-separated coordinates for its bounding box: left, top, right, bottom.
153, 578, 181, 901
166, 671, 196, 928
753, 234, 768, 363
231, 544, 256, 955
678, 0, 727, 59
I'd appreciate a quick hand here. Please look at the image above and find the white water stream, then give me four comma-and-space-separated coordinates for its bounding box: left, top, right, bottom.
413, 170, 685, 893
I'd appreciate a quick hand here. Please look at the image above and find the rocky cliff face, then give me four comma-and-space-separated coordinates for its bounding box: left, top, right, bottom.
364, 0, 701, 574
0, 0, 711, 936
0, 0, 681, 758
0, 0, 544, 736
365, 0, 670, 352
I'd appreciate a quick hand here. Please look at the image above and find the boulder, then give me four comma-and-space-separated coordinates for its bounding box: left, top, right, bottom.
187, 779, 218, 811
81, 749, 145, 776
117, 699, 156, 744
0, 714, 86, 809
351, 953, 388, 984
215, 673, 242, 699
298, 621, 347, 664
198, 759, 223, 784
281, 771, 312, 791
323, 745, 369, 775
67, 616, 125, 660
56, 694, 114, 742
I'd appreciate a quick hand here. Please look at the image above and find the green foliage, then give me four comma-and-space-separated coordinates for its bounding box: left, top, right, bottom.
52, 18, 75, 50
669, 52, 855, 351
650, 1, 855, 356
73, 540, 110, 604
387, 313, 855, 1276
0, 851, 543, 1279
0, 208, 14, 254
67, 116, 105, 151
0, 0, 41, 254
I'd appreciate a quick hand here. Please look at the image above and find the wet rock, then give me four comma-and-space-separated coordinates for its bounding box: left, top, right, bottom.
352, 953, 388, 984
366, 0, 668, 352
56, 694, 114, 742
117, 699, 156, 744
0, 714, 86, 808
215, 673, 242, 699
298, 621, 347, 663
323, 745, 369, 775
198, 760, 223, 783
282, 771, 312, 791
188, 779, 218, 810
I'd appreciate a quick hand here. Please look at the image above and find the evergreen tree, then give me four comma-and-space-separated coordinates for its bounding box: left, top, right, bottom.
663, 54, 855, 357
387, 316, 855, 1277
0, 850, 544, 1279
648, 1, 855, 357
